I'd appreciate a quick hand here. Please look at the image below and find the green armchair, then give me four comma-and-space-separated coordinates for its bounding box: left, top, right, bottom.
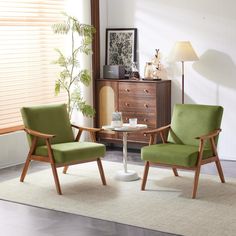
20, 104, 106, 195
141, 104, 225, 198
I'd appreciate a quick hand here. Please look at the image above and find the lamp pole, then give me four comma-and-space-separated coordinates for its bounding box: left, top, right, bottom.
181, 61, 184, 104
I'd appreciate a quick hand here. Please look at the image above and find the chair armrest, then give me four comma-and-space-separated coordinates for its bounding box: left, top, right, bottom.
24, 128, 55, 139
195, 129, 222, 166
143, 124, 171, 135
72, 124, 102, 142
143, 124, 171, 145
71, 124, 102, 133
196, 129, 221, 140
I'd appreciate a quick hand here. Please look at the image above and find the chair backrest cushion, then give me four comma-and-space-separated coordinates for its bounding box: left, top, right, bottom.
21, 104, 74, 146
167, 104, 223, 147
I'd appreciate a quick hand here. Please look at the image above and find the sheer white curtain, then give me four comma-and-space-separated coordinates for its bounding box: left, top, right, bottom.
0, 0, 67, 133
0, 0, 93, 134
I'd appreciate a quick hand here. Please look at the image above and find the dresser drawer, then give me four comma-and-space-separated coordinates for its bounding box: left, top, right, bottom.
119, 97, 156, 112
119, 82, 156, 98
122, 112, 156, 127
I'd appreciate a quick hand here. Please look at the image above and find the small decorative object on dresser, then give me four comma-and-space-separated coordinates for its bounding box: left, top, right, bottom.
95, 79, 171, 145
144, 62, 153, 79
152, 49, 161, 79
103, 65, 125, 79
129, 62, 140, 80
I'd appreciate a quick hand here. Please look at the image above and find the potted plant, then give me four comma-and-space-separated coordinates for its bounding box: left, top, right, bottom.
52, 13, 95, 119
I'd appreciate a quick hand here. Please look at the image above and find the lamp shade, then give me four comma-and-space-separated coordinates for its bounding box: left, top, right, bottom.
171, 41, 198, 62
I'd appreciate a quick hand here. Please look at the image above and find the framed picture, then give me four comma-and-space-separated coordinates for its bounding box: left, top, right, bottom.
105, 28, 137, 74
111, 112, 123, 127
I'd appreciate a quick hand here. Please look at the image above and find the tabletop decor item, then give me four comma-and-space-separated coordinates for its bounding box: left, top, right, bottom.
144, 62, 153, 79
152, 49, 161, 79
129, 62, 140, 80
111, 112, 123, 127
105, 28, 137, 77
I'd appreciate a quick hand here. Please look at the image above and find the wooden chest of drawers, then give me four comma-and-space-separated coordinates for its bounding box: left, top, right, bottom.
95, 79, 171, 145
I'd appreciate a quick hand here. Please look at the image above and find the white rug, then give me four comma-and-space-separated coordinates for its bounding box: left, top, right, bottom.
0, 161, 236, 236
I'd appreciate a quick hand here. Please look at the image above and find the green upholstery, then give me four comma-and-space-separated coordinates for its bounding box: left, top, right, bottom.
167, 104, 223, 148
141, 104, 223, 168
20, 104, 107, 195
21, 104, 74, 147
142, 144, 212, 167
21, 103, 106, 164
36, 142, 106, 164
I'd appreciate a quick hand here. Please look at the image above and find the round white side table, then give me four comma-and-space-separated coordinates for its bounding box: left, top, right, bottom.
102, 124, 147, 181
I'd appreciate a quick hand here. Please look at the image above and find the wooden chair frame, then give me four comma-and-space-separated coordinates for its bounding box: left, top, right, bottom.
141, 124, 225, 199
20, 124, 106, 195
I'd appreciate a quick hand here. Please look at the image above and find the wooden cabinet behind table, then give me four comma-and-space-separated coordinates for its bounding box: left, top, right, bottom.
95, 79, 171, 145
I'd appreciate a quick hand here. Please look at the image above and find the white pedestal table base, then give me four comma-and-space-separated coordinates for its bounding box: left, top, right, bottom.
114, 170, 140, 181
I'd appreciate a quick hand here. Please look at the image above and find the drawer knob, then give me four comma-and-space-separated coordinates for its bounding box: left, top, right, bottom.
144, 89, 149, 93
143, 118, 148, 122
125, 88, 130, 92
125, 102, 130, 106
144, 104, 148, 108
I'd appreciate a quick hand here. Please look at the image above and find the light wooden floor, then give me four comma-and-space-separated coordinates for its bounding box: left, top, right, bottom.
0, 148, 235, 236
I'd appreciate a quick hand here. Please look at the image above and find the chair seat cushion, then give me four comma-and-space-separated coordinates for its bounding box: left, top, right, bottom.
35, 142, 106, 164
141, 143, 213, 167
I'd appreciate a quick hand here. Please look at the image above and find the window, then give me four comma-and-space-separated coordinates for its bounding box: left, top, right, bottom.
0, 0, 68, 133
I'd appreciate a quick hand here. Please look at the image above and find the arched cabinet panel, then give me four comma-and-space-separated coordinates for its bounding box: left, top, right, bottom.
99, 86, 115, 127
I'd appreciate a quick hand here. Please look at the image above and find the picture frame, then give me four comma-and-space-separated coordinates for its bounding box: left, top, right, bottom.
105, 28, 137, 75
111, 112, 123, 127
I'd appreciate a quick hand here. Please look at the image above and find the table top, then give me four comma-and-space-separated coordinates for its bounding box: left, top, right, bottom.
102, 123, 148, 132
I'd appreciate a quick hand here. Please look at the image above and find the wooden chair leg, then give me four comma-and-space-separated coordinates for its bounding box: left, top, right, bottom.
97, 158, 106, 185
63, 166, 69, 174
20, 157, 31, 182
20, 137, 37, 182
51, 164, 62, 195
192, 166, 201, 199
141, 161, 150, 190
172, 168, 179, 177
215, 159, 225, 183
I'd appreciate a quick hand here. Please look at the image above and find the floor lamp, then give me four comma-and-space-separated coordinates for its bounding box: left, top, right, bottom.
171, 41, 198, 104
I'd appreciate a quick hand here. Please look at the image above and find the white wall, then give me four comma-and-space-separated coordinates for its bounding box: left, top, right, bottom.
0, 131, 28, 169
100, 0, 236, 160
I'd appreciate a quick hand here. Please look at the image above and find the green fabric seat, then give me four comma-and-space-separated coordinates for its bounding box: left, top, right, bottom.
21, 104, 106, 163
21, 103, 75, 146
141, 104, 225, 198
36, 142, 106, 164
20, 103, 107, 195
141, 104, 223, 167
167, 104, 223, 148
142, 143, 212, 168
